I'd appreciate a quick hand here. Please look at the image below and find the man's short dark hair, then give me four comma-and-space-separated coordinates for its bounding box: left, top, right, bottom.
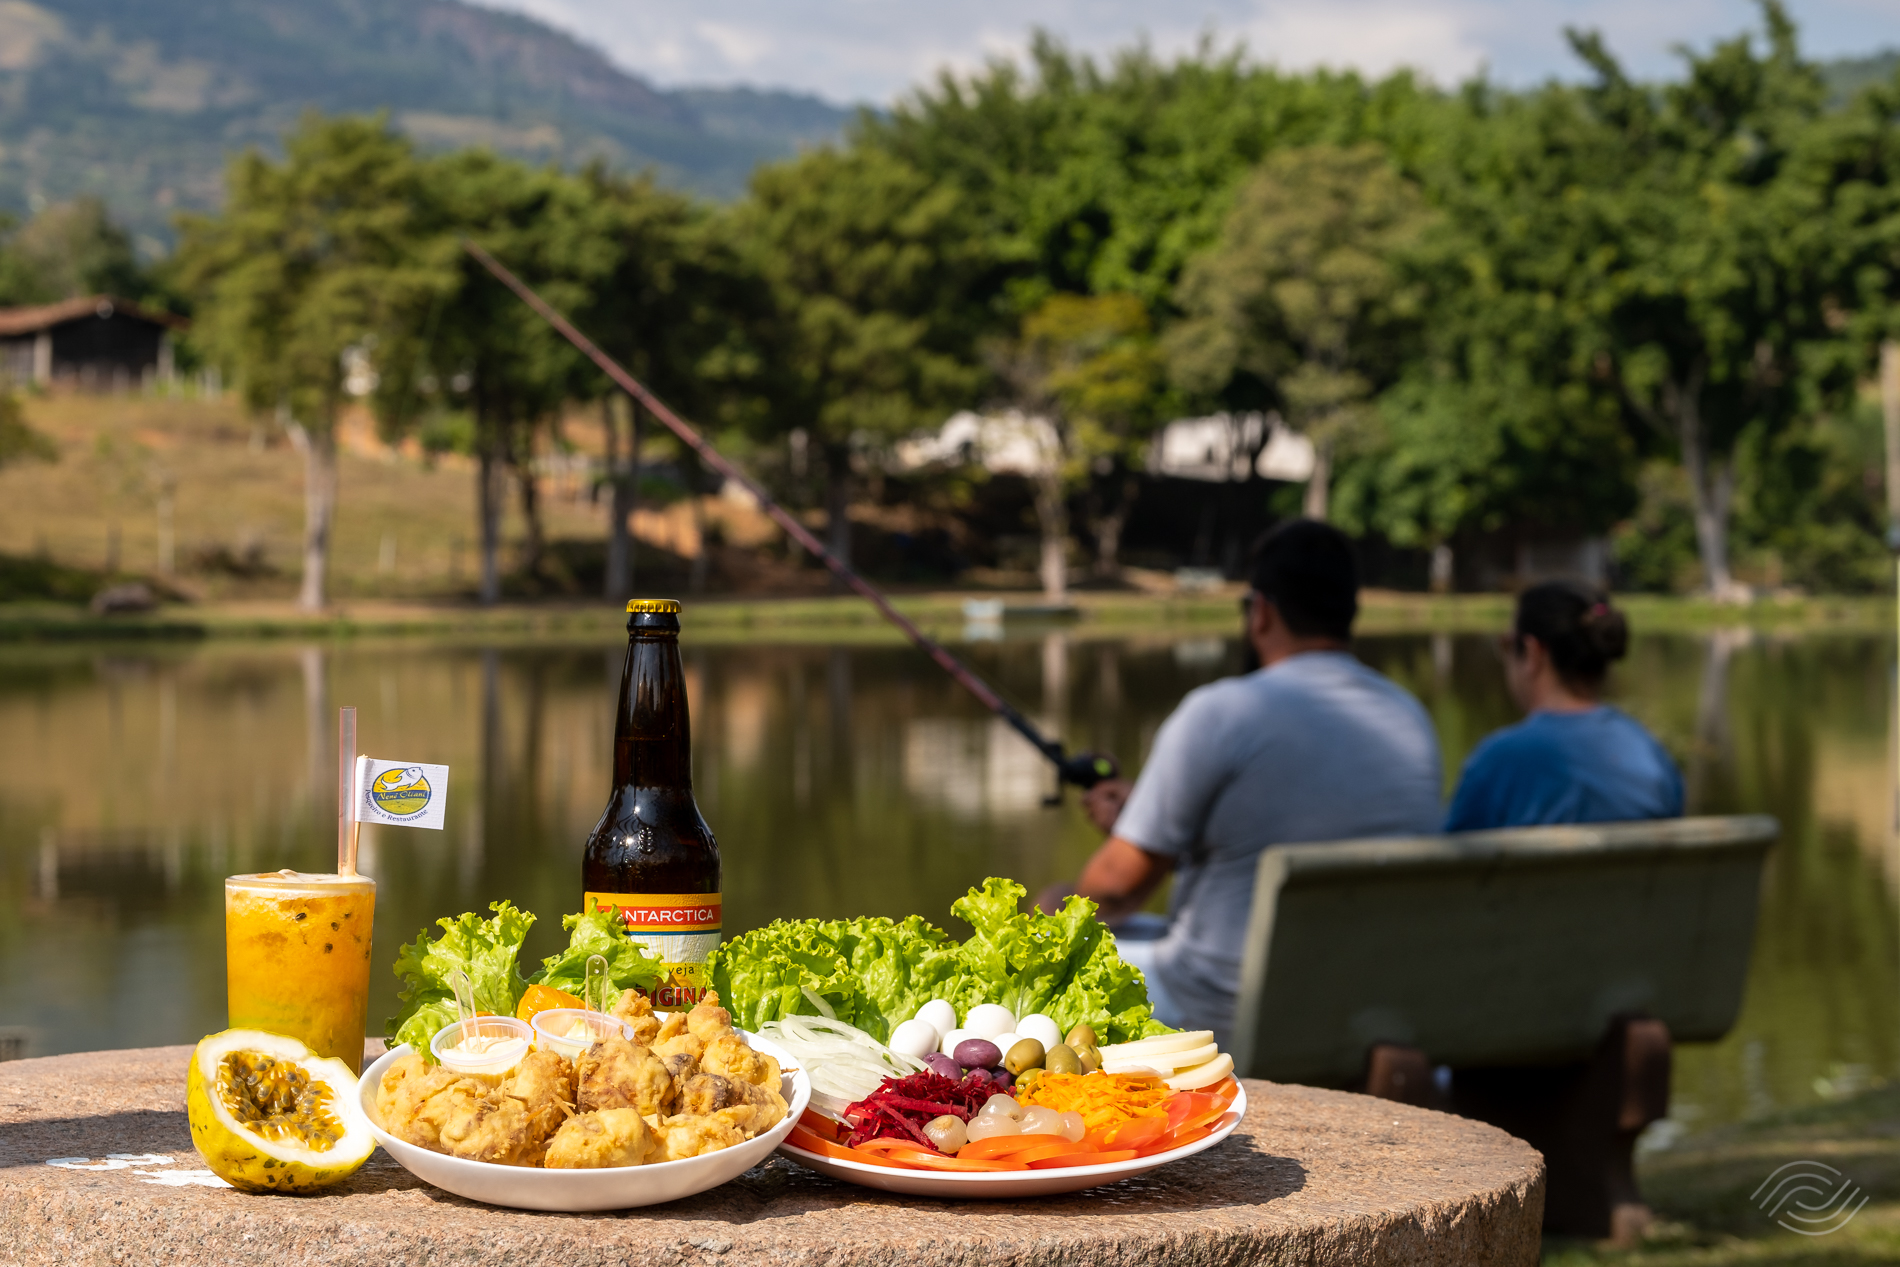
1248, 519, 1358, 640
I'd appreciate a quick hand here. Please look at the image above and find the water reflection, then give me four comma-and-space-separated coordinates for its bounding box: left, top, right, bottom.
0, 628, 1892, 1132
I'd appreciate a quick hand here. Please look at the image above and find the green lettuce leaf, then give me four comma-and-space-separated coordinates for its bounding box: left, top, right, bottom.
530, 907, 669, 1007
387, 900, 537, 1057
951, 878, 1168, 1044
707, 879, 1172, 1047
707, 919, 874, 1034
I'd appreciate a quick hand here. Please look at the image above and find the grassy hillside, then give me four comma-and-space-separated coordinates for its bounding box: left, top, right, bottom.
0, 0, 853, 248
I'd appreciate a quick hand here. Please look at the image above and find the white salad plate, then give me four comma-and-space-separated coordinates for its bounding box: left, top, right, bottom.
360, 1031, 810, 1212
777, 1082, 1246, 1198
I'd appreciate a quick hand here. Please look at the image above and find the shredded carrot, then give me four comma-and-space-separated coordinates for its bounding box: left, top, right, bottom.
1018, 1071, 1172, 1130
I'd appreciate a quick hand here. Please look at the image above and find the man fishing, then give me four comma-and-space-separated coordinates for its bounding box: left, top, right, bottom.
1036, 519, 1443, 1045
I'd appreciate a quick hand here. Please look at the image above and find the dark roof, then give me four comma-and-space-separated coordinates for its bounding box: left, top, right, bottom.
0, 295, 188, 337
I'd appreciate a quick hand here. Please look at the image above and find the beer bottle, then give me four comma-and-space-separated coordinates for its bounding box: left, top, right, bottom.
583, 599, 721, 1011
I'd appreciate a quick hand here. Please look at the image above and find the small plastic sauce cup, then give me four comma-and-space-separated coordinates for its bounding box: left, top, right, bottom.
530, 1008, 630, 1061
431, 1016, 535, 1075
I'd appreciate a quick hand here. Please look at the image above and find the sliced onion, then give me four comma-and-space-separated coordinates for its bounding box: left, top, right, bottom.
759, 1014, 924, 1119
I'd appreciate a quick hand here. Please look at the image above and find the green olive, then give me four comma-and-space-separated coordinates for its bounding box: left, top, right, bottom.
1015, 1067, 1044, 1093
1043, 1043, 1083, 1076
1075, 1044, 1103, 1074
1065, 1024, 1098, 1050
1004, 1037, 1046, 1075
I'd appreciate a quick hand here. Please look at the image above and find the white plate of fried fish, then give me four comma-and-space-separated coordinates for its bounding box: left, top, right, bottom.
360, 993, 809, 1211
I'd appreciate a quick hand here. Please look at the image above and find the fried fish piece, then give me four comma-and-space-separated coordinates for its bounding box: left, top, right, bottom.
662, 1051, 700, 1083
611, 989, 662, 1047
701, 1032, 782, 1091
676, 1072, 786, 1133
652, 1009, 705, 1062
684, 995, 734, 1043
502, 1047, 576, 1147
374, 1052, 459, 1141
411, 1076, 542, 1167
543, 1107, 656, 1169
577, 1033, 677, 1117
649, 1106, 751, 1161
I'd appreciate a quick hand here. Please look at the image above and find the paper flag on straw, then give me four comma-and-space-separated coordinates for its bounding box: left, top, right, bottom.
354, 756, 450, 830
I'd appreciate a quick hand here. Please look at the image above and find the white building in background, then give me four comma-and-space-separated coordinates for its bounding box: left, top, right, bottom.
896, 408, 1316, 485
894, 409, 1060, 477
1148, 411, 1315, 484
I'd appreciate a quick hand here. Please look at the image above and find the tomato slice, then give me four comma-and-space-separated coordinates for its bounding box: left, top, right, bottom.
1137, 1124, 1214, 1157
1100, 1116, 1170, 1151
1013, 1141, 1100, 1165
882, 1148, 1030, 1172
786, 1127, 908, 1169
1164, 1092, 1216, 1129
959, 1133, 1071, 1161
1209, 1076, 1240, 1105
797, 1110, 845, 1143
853, 1138, 929, 1153
1025, 1148, 1139, 1169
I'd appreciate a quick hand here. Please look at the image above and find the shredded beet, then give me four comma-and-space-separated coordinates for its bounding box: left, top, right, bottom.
843, 1070, 997, 1149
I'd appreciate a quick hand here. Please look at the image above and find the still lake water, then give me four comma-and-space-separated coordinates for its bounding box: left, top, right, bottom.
0, 626, 1893, 1138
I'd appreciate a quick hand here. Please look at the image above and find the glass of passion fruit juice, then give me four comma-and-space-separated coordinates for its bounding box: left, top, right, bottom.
225, 871, 376, 1074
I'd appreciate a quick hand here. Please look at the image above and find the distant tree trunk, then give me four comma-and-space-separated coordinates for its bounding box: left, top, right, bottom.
515, 447, 543, 582
603, 394, 628, 603
1667, 362, 1745, 601
1034, 469, 1068, 604
477, 404, 504, 606
825, 440, 851, 589
283, 410, 337, 611
1302, 438, 1331, 522
1089, 474, 1139, 581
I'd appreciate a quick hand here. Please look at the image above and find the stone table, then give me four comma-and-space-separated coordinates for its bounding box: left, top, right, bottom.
0, 1046, 1544, 1267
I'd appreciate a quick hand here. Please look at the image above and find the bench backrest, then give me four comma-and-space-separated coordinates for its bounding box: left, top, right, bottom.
1229, 815, 1778, 1086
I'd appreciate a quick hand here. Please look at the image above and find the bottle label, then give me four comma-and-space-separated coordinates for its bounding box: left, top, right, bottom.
584, 891, 722, 1011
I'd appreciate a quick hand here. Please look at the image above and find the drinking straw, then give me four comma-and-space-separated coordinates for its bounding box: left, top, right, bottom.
337, 706, 360, 876
450, 969, 476, 1025
585, 954, 608, 1014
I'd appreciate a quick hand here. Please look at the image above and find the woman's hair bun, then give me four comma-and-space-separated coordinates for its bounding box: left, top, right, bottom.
1515, 582, 1627, 689
1579, 600, 1629, 662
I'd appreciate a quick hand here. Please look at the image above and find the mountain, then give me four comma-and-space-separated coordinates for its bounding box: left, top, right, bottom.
1823, 50, 1899, 103
0, 0, 856, 250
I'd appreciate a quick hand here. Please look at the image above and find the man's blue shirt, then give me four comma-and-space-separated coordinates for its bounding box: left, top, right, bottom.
1444, 706, 1683, 832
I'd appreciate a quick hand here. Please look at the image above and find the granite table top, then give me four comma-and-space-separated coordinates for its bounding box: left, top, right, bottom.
0, 1045, 1544, 1267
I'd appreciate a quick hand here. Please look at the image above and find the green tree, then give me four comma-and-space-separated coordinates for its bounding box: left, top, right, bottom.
0, 197, 145, 305
736, 144, 985, 574
176, 114, 442, 609
1553, 5, 1838, 598
1169, 144, 1433, 519
371, 151, 592, 604
991, 293, 1164, 594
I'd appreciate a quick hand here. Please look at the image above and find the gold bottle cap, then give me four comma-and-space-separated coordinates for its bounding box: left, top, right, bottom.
626, 599, 682, 614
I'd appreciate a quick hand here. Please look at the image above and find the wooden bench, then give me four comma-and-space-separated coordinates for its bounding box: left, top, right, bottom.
1229, 814, 1777, 1240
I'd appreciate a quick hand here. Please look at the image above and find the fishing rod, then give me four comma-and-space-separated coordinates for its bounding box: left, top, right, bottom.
464, 239, 1118, 797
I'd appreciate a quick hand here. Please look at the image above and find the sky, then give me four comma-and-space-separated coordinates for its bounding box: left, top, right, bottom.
483, 0, 1899, 106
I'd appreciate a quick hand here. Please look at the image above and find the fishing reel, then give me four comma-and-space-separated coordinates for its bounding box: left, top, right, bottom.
1043, 750, 1121, 806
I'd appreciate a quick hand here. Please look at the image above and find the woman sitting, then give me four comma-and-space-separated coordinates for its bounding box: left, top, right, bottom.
1445, 582, 1682, 831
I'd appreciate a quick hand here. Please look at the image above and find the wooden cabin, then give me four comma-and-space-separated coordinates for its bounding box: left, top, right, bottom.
0, 295, 186, 391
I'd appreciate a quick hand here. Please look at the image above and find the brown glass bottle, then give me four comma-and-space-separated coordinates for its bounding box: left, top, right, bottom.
582, 599, 721, 1011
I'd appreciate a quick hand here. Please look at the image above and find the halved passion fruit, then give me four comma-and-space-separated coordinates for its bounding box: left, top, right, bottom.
186, 1029, 374, 1193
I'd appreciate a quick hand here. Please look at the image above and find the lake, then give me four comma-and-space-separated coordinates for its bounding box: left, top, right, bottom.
0, 623, 1892, 1137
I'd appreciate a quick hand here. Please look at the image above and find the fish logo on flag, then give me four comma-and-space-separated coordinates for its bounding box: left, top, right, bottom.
355, 756, 449, 829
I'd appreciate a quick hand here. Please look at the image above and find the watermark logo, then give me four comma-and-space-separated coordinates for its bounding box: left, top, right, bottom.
1752, 1161, 1868, 1236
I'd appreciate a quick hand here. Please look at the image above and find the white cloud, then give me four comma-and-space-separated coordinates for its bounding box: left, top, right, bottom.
481, 0, 1899, 104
